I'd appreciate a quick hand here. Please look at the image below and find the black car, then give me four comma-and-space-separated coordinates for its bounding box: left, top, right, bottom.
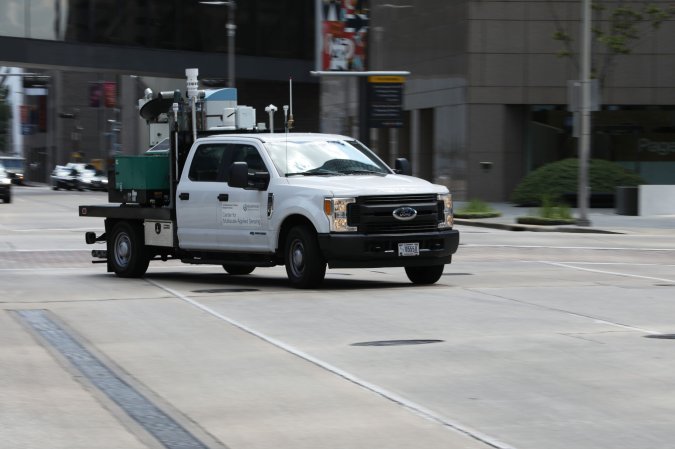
0, 164, 12, 203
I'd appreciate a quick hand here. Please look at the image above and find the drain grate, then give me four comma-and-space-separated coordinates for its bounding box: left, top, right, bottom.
351, 339, 444, 347
645, 334, 675, 340
14, 310, 213, 449
192, 288, 259, 293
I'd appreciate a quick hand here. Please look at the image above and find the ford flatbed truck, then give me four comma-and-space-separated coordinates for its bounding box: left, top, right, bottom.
79, 69, 459, 288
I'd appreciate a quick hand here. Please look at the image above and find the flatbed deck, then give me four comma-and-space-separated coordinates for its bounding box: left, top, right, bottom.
79, 204, 172, 220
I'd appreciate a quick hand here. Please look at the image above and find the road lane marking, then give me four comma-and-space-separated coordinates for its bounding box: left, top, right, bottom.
463, 244, 675, 252
540, 261, 675, 267
147, 278, 518, 449
469, 261, 669, 335
540, 261, 675, 285
470, 287, 662, 336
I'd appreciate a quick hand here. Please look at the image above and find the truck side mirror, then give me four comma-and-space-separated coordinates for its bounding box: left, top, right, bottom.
228, 162, 270, 190
394, 158, 412, 176
229, 162, 248, 188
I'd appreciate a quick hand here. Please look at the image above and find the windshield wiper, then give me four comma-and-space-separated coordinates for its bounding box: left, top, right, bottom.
341, 169, 386, 176
285, 168, 344, 177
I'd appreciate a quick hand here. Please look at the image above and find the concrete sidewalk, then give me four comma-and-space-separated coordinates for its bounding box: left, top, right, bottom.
454, 202, 675, 235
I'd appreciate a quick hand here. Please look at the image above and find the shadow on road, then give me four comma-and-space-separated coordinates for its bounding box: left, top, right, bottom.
142, 270, 441, 291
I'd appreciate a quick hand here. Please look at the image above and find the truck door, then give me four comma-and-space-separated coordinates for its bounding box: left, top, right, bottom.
218, 144, 269, 252
176, 142, 269, 251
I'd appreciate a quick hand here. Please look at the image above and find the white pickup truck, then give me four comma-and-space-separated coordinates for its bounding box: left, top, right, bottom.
80, 132, 459, 288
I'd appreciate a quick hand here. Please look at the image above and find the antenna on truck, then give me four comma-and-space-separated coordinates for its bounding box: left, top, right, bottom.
288, 78, 294, 130
265, 104, 277, 133
185, 68, 199, 141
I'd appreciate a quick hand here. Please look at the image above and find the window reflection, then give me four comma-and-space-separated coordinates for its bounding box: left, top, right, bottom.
0, 0, 314, 59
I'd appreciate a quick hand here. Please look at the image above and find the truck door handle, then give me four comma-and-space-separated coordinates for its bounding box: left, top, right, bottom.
179, 192, 190, 200
218, 194, 229, 201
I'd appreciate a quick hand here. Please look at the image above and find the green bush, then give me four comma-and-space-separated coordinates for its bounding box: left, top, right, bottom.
538, 195, 573, 220
455, 199, 501, 219
515, 195, 575, 225
510, 158, 644, 206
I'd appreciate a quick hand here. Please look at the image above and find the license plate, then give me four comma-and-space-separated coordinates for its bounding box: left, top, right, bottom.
398, 242, 419, 257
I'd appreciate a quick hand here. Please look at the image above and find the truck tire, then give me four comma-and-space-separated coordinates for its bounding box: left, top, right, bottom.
284, 225, 326, 289
110, 221, 149, 278
222, 265, 255, 275
405, 265, 444, 285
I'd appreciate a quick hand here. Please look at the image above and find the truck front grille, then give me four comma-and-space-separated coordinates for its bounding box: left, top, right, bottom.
348, 194, 442, 234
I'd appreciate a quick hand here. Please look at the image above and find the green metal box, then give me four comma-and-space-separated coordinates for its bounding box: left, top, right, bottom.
114, 154, 169, 190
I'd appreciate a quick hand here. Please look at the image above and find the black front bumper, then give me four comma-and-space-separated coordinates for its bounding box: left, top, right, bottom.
317, 229, 460, 269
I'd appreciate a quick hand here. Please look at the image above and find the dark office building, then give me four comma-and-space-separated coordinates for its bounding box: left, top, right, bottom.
0, 0, 318, 181
3, 0, 674, 198
322, 0, 675, 201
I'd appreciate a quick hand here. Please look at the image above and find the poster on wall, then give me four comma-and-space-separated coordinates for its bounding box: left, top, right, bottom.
89, 82, 117, 108
318, 0, 369, 71
89, 82, 102, 108
103, 82, 117, 108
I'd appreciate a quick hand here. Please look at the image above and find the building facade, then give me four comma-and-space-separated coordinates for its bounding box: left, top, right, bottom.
0, 0, 318, 182
2, 0, 674, 194
321, 0, 675, 201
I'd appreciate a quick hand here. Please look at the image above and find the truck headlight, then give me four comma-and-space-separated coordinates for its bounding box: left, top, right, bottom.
438, 193, 453, 228
324, 197, 357, 232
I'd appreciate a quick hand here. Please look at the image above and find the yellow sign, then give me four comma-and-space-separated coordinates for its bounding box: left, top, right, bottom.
368, 76, 406, 83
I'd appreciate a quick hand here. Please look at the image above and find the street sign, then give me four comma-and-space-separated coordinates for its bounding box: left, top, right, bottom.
567, 79, 601, 112
367, 75, 404, 128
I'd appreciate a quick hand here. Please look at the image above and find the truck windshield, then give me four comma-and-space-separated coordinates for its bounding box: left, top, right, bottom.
264, 139, 390, 177
0, 157, 25, 172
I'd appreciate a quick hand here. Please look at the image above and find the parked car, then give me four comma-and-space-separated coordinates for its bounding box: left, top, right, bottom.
78, 168, 108, 191
51, 165, 80, 190
0, 156, 25, 185
52, 163, 109, 191
0, 164, 12, 203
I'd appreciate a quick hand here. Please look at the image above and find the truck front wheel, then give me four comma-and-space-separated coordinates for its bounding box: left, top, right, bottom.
405, 265, 445, 285
284, 225, 326, 289
110, 221, 149, 278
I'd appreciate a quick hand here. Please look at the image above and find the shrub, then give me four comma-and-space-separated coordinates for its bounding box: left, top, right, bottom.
454, 199, 501, 219
538, 195, 573, 220
510, 158, 643, 206
515, 195, 575, 225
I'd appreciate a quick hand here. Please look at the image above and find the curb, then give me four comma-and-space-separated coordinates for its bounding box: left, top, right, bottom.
454, 218, 622, 234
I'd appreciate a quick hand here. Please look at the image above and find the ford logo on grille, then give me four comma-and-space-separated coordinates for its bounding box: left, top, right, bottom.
392, 206, 417, 221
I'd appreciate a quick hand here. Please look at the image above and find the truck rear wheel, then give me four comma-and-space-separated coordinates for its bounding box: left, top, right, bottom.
222, 265, 255, 275
284, 225, 326, 289
405, 265, 444, 285
110, 221, 149, 278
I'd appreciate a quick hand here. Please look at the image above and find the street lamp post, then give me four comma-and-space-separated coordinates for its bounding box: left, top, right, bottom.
226, 2, 236, 88
577, 0, 592, 226
200, 1, 236, 88
371, 3, 413, 163
372, 4, 413, 70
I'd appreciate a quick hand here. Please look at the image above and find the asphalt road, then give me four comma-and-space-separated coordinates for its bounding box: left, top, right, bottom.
2, 186, 675, 449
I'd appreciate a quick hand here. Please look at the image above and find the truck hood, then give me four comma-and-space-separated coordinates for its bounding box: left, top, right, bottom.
282, 174, 448, 196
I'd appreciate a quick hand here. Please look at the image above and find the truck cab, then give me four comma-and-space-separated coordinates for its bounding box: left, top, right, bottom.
170, 133, 458, 287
